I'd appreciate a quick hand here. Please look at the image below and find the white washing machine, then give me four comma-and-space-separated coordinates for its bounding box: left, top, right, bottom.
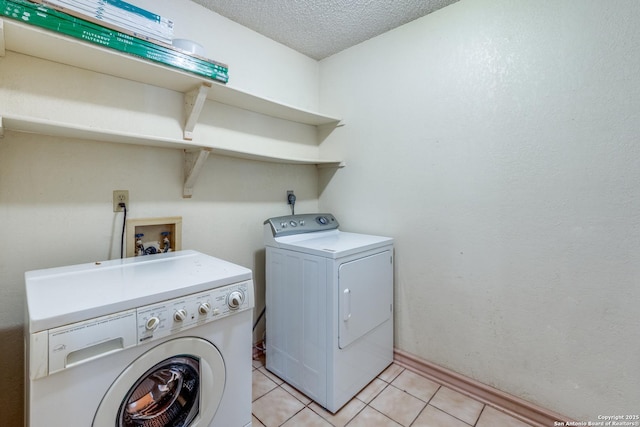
24, 250, 254, 427
263, 213, 394, 413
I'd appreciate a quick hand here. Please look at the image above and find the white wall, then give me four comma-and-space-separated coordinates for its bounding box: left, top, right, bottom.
133, 0, 320, 110
0, 1, 320, 424
319, 0, 640, 420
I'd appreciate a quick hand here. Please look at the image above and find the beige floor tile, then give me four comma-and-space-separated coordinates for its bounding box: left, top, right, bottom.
429, 387, 483, 425
253, 369, 278, 401
281, 407, 333, 427
252, 415, 266, 427
259, 366, 285, 385
356, 378, 388, 403
281, 382, 313, 405
253, 355, 265, 369
369, 385, 426, 426
346, 406, 403, 427
252, 387, 305, 427
309, 397, 366, 427
378, 363, 405, 383
476, 405, 533, 427
251, 359, 537, 427
391, 369, 440, 403
412, 405, 471, 427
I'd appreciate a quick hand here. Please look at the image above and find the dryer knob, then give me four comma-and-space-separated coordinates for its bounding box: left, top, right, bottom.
198, 302, 211, 315
173, 309, 187, 322
227, 290, 245, 310
145, 316, 160, 331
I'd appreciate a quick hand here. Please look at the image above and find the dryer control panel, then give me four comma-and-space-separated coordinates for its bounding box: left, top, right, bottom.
136, 280, 252, 343
264, 213, 339, 238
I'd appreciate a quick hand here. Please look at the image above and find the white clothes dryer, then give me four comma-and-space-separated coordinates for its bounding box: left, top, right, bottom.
264, 213, 394, 413
24, 250, 254, 427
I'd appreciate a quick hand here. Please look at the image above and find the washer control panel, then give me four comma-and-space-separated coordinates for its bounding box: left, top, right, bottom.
136, 280, 252, 344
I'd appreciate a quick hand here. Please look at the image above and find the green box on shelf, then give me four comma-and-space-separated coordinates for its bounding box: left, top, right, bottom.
0, 0, 229, 83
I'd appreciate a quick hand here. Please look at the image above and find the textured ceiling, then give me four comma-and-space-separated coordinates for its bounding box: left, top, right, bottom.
189, 0, 460, 60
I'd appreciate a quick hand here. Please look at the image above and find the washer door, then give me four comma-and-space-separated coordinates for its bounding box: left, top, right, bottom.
93, 337, 225, 427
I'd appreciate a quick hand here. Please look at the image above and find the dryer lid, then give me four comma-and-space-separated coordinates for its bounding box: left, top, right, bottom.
270, 230, 393, 259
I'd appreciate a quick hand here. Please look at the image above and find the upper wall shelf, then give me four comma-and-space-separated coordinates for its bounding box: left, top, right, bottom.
0, 17, 344, 196
0, 18, 341, 127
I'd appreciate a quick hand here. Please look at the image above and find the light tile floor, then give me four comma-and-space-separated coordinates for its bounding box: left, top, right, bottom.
252, 355, 535, 427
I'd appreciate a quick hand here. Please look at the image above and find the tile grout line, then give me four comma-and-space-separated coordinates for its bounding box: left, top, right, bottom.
384, 366, 472, 427
473, 405, 488, 427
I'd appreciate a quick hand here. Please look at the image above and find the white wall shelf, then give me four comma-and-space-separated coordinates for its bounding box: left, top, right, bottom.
0, 114, 345, 166
0, 18, 344, 196
0, 19, 342, 127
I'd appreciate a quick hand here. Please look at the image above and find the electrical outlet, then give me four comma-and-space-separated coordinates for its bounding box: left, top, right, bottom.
113, 190, 129, 212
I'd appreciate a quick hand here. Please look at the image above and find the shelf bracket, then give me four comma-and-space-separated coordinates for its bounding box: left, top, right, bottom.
317, 161, 346, 169
183, 148, 211, 198
317, 121, 343, 142
183, 82, 211, 141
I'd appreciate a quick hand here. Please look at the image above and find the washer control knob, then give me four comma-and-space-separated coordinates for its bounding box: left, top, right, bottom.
289, 220, 297, 227
198, 302, 211, 315
173, 309, 187, 322
227, 290, 245, 310
280, 222, 287, 228
145, 316, 160, 331
317, 216, 329, 225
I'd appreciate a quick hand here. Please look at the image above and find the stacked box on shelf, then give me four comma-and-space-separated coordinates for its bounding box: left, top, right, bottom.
0, 0, 229, 83
41, 0, 174, 44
